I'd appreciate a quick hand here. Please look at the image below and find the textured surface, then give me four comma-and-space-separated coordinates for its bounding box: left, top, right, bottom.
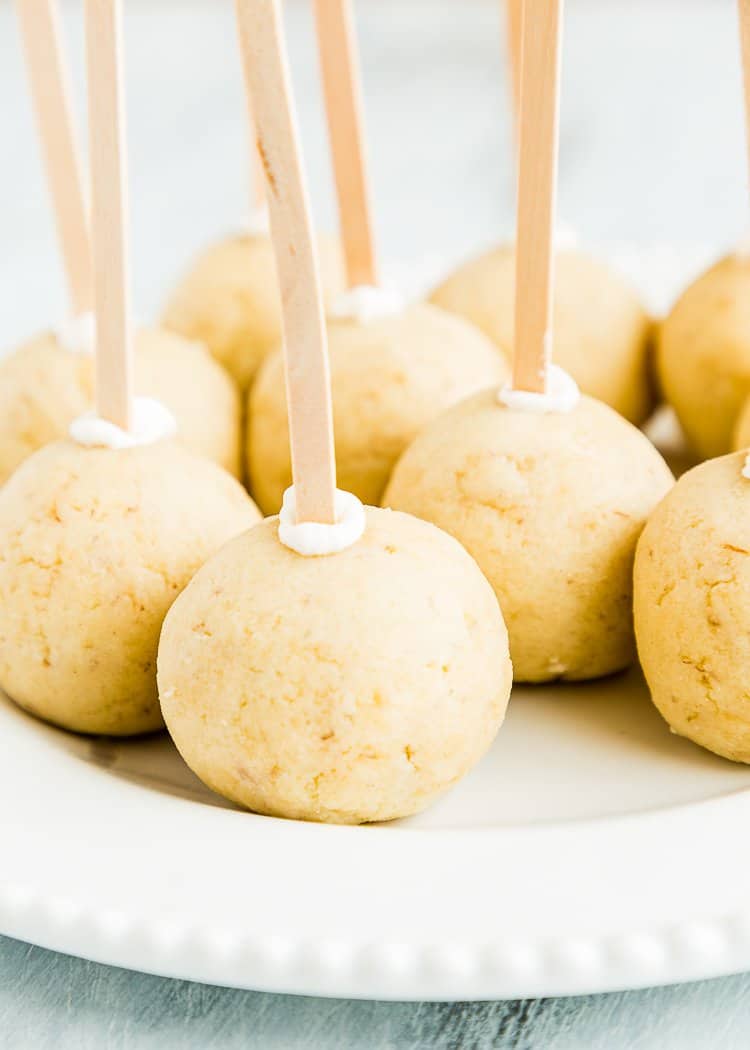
5, 935, 750, 1049
2, 0, 750, 1045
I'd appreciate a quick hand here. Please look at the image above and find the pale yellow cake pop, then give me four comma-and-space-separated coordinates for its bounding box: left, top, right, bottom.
430, 245, 655, 425
659, 253, 750, 459
158, 505, 512, 824
162, 228, 345, 391
0, 323, 242, 485
634, 451, 750, 762
385, 382, 673, 682
247, 300, 508, 514
0, 429, 260, 736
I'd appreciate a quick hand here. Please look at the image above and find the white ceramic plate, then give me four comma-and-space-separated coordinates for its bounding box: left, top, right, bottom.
3, 664, 750, 1002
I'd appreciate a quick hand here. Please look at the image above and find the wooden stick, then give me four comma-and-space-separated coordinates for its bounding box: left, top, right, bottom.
235, 0, 336, 524
84, 0, 133, 429
512, 0, 563, 394
239, 46, 266, 212
739, 0, 750, 198
505, 0, 523, 146
15, 0, 92, 316
313, 0, 378, 288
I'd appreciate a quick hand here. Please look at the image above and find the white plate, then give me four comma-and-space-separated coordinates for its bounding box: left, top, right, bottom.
3, 665, 750, 1002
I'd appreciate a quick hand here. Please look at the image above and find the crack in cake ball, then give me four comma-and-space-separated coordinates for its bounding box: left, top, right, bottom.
430, 246, 655, 425
634, 451, 750, 762
162, 231, 345, 392
247, 301, 508, 514
158, 506, 512, 824
0, 435, 260, 736
0, 325, 242, 485
385, 388, 673, 682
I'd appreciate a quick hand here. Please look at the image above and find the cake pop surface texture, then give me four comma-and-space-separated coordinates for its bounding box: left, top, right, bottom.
659, 253, 750, 459
158, 507, 512, 824
430, 245, 655, 425
0, 325, 242, 485
634, 452, 750, 762
247, 302, 508, 514
0, 439, 260, 736
384, 391, 673, 682
162, 231, 345, 391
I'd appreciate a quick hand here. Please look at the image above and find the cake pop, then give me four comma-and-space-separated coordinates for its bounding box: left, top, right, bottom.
162, 223, 344, 393
0, 0, 259, 737
159, 0, 512, 824
0, 326, 242, 485
634, 451, 750, 762
245, 0, 506, 513
430, 243, 655, 426
658, 253, 750, 459
385, 0, 673, 683
633, 1, 750, 763
428, 2, 653, 427
658, 4, 750, 459
5, 0, 241, 485
161, 7, 343, 392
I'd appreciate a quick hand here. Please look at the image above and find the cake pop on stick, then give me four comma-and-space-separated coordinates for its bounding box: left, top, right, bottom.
161, 15, 344, 392
158, 0, 511, 825
385, 0, 672, 684
429, 1, 654, 426
1, 0, 242, 483
665, 0, 750, 459
247, 0, 506, 514
634, 0, 750, 763
0, 0, 259, 737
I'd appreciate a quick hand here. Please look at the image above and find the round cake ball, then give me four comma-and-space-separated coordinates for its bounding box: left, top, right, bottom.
158, 507, 512, 824
247, 302, 507, 514
0, 439, 260, 736
162, 231, 345, 391
384, 391, 673, 682
659, 254, 750, 459
634, 452, 750, 762
0, 325, 242, 486
430, 246, 655, 425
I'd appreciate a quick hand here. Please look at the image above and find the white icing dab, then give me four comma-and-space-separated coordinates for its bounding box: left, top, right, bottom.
278, 485, 366, 556
238, 204, 271, 238
742, 453, 750, 480
69, 397, 177, 450
329, 284, 405, 324
498, 364, 580, 414
55, 312, 96, 354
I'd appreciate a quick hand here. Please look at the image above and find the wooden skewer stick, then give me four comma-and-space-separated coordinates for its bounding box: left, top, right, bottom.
84, 0, 133, 430
511, 0, 563, 394
738, 0, 750, 199
240, 55, 266, 212
15, 0, 92, 316
505, 0, 523, 146
235, 0, 336, 525
314, 0, 378, 288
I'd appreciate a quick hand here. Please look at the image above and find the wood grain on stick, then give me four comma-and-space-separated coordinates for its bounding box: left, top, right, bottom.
84, 0, 133, 430
314, 0, 378, 288
16, 0, 92, 315
739, 0, 750, 195
505, 0, 523, 144
512, 0, 563, 394
236, 0, 336, 524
